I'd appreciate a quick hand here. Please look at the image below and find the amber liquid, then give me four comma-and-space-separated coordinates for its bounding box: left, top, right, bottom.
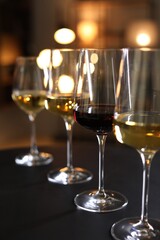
45, 95, 75, 123
12, 90, 46, 115
114, 112, 160, 152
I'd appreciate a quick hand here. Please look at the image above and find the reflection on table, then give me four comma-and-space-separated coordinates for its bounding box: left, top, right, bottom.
0, 138, 160, 240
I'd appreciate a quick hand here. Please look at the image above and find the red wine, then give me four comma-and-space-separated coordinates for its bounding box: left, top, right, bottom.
74, 105, 114, 134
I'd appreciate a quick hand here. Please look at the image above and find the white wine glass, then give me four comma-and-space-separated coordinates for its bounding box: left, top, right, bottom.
111, 48, 160, 239
45, 49, 93, 184
73, 48, 128, 212
12, 57, 53, 166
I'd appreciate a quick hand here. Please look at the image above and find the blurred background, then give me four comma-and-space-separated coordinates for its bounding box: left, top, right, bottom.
0, 0, 160, 149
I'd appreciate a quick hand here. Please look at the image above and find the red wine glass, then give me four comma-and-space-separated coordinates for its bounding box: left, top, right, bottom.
73, 48, 128, 212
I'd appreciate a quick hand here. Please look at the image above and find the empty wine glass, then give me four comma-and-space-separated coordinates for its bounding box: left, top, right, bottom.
111, 48, 160, 239
12, 57, 53, 166
44, 49, 93, 184
73, 48, 128, 212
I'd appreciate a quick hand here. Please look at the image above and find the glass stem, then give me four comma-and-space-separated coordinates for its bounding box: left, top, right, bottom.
139, 151, 154, 225
64, 120, 73, 170
96, 134, 107, 195
29, 114, 39, 155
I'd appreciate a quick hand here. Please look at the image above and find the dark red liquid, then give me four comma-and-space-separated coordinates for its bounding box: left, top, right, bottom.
74, 105, 114, 134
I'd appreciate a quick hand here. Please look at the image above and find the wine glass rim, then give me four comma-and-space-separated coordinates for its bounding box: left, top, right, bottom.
122, 47, 160, 52
51, 48, 81, 52
81, 47, 123, 50
79, 48, 125, 53
16, 56, 37, 60
80, 47, 160, 52
50, 48, 124, 52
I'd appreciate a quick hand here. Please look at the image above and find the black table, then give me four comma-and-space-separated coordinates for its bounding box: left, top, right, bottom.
1, 138, 160, 240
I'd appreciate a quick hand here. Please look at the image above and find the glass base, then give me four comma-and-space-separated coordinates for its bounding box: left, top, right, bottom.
111, 217, 160, 239
74, 190, 128, 213
15, 152, 53, 166
47, 167, 93, 185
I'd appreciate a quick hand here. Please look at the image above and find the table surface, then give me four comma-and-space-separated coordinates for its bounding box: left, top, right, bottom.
1, 137, 160, 240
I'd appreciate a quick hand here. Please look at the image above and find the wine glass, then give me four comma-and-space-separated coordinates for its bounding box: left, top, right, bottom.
111, 48, 160, 239
44, 49, 93, 184
73, 48, 128, 212
12, 57, 53, 166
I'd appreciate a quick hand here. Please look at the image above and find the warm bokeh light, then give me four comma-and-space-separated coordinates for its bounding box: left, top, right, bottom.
83, 63, 95, 74
90, 53, 98, 64
37, 49, 51, 88
0, 34, 21, 66
77, 76, 83, 94
136, 33, 151, 46
58, 75, 74, 93
52, 50, 63, 68
77, 20, 98, 43
126, 20, 158, 47
37, 49, 63, 69
54, 28, 76, 44
37, 49, 51, 69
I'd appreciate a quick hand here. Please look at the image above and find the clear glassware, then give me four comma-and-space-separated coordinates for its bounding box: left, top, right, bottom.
45, 49, 93, 184
111, 48, 160, 239
12, 57, 53, 166
73, 48, 128, 212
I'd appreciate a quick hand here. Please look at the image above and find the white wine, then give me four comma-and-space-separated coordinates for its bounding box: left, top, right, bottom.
45, 95, 74, 123
12, 90, 46, 115
114, 112, 160, 152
